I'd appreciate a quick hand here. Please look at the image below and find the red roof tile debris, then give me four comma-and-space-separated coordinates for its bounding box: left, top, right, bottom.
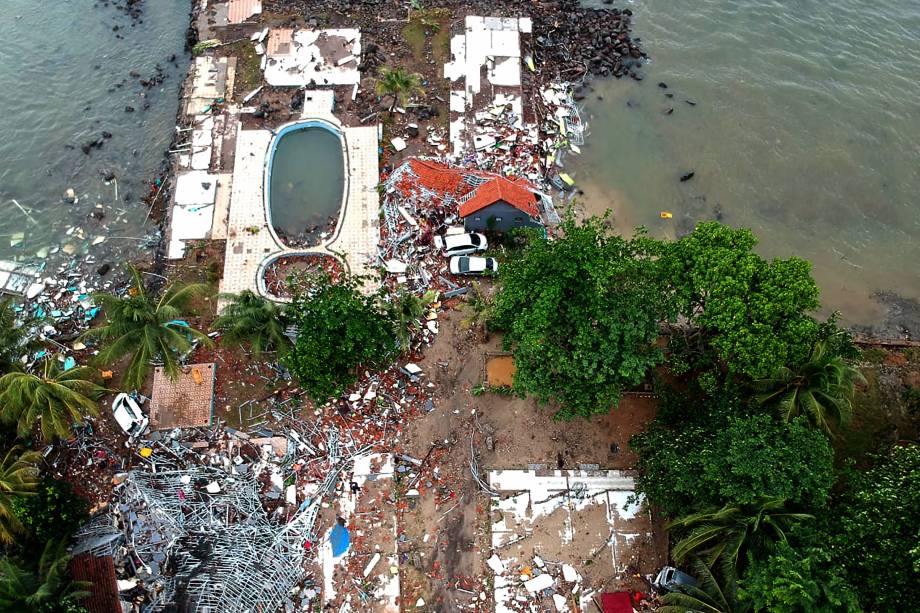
459, 177, 539, 218
404, 159, 539, 218
407, 159, 465, 195
70, 554, 120, 613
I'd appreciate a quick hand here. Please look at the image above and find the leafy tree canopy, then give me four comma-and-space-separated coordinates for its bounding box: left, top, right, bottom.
664, 222, 821, 379
491, 216, 673, 419
739, 540, 861, 613
832, 443, 920, 611
11, 478, 88, 545
284, 273, 398, 404
632, 412, 834, 518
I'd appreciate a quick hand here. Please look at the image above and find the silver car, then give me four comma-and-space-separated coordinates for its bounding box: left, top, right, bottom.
434, 232, 488, 257
449, 256, 498, 275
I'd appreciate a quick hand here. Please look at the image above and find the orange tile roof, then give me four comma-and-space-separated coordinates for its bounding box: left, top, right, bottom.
459, 177, 539, 218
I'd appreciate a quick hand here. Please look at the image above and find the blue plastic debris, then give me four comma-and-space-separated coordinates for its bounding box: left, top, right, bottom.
330, 523, 350, 557
63, 356, 76, 371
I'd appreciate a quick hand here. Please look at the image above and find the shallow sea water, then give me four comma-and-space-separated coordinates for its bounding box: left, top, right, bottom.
0, 0, 189, 268
572, 0, 920, 331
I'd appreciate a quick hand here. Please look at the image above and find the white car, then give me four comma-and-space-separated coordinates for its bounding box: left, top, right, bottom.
433, 232, 487, 257
449, 256, 498, 275
112, 393, 149, 438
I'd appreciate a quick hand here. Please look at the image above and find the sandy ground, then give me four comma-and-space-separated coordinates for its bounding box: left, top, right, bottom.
395, 309, 665, 611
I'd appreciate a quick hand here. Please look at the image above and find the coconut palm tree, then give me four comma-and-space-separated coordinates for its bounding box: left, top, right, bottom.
659, 557, 750, 613
212, 291, 291, 357
668, 498, 812, 582
386, 291, 426, 347
83, 264, 211, 389
375, 66, 424, 112
754, 341, 865, 436
0, 446, 41, 545
0, 538, 91, 610
0, 358, 105, 441
0, 299, 28, 374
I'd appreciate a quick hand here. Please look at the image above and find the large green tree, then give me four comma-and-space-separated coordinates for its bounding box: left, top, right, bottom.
669, 497, 812, 582
832, 444, 920, 611
284, 273, 398, 403
0, 446, 41, 545
739, 540, 861, 613
84, 264, 211, 388
491, 216, 672, 419
212, 290, 290, 357
0, 359, 105, 441
664, 222, 820, 380
632, 413, 835, 518
755, 340, 864, 436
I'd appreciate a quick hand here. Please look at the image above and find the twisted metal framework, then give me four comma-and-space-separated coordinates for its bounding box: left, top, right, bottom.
108, 423, 361, 613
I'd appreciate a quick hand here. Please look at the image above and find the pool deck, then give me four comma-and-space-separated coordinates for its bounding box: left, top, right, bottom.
218, 100, 380, 305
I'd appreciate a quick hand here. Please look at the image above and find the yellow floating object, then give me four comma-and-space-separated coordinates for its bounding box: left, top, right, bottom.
660, 211, 673, 219
101, 370, 114, 380
559, 173, 575, 186
139, 447, 153, 458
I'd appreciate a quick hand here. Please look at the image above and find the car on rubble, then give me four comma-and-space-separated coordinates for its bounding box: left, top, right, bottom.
449, 255, 498, 276
653, 566, 697, 593
433, 232, 488, 257
112, 393, 149, 438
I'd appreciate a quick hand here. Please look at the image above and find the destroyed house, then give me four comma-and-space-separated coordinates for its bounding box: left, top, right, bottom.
392, 159, 547, 232
459, 176, 542, 232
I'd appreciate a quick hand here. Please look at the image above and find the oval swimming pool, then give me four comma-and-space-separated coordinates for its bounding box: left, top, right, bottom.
267, 123, 345, 247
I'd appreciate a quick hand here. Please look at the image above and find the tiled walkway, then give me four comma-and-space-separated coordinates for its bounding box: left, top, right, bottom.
218, 105, 380, 305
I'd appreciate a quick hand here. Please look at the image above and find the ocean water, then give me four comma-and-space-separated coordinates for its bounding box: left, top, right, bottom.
0, 0, 189, 270
573, 0, 920, 331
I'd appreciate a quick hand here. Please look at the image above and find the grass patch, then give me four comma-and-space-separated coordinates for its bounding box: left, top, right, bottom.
431, 18, 451, 64
402, 9, 451, 62
223, 40, 262, 96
